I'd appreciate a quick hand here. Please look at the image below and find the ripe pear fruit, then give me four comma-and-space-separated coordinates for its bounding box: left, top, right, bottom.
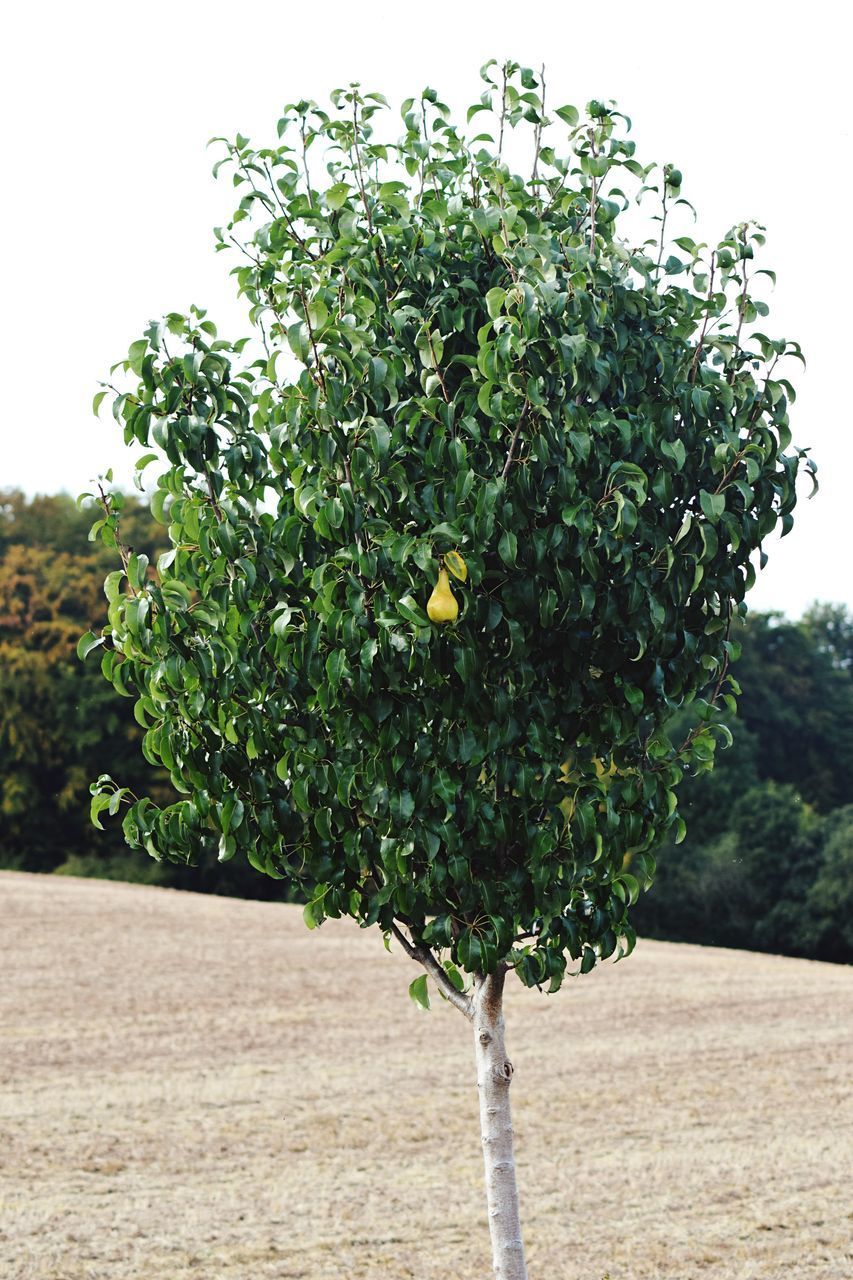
427, 568, 458, 624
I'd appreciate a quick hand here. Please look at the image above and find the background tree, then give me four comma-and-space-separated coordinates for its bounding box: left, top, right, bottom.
802, 601, 853, 672
634, 607, 853, 965
0, 490, 292, 899
0, 491, 162, 873
733, 612, 853, 810
85, 62, 810, 1278
803, 805, 853, 961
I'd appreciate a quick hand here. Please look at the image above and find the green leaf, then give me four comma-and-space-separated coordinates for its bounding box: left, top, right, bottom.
431, 521, 462, 540
325, 182, 350, 210
408, 974, 430, 1010
314, 807, 333, 840
150, 488, 171, 524
661, 439, 686, 470
127, 340, 148, 376
619, 873, 640, 905
397, 594, 430, 626
699, 490, 725, 522
369, 421, 391, 459
485, 287, 505, 320
287, 322, 309, 362
325, 648, 347, 689
555, 104, 579, 126
218, 834, 237, 863
498, 530, 517, 567
691, 387, 712, 418
477, 381, 495, 417
77, 631, 104, 661
90, 792, 112, 831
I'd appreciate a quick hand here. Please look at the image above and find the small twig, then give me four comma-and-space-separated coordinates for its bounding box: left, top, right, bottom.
417, 95, 428, 207
497, 62, 508, 161
299, 287, 327, 393
351, 99, 373, 236
261, 158, 289, 219
656, 168, 669, 273
728, 225, 751, 384
350, 95, 384, 268
712, 354, 781, 498
689, 251, 717, 385
231, 146, 276, 214
713, 448, 746, 496
501, 398, 530, 479
96, 483, 132, 579
205, 470, 224, 522
531, 63, 547, 189
588, 126, 598, 254
228, 235, 262, 267
299, 114, 315, 207
236, 147, 313, 258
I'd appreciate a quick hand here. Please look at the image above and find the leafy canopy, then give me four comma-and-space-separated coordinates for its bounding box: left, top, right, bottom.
87, 61, 811, 993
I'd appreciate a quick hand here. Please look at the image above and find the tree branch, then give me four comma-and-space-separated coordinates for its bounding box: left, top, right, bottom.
588, 126, 598, 255
655, 172, 669, 274
299, 287, 327, 393
501, 398, 530, 479
205, 469, 224, 522
96, 483, 132, 579
728, 225, 751, 384
530, 63, 547, 192
390, 921, 473, 1019
689, 251, 717, 385
497, 62, 508, 161
299, 114, 315, 208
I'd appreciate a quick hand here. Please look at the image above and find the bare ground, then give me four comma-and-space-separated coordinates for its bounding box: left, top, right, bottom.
0, 871, 851, 1280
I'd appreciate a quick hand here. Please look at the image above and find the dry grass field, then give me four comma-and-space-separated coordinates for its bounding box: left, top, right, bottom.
1, 871, 851, 1280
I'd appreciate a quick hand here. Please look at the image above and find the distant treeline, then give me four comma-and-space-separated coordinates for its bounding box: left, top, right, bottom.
0, 490, 291, 902
632, 607, 853, 964
1, 489, 851, 961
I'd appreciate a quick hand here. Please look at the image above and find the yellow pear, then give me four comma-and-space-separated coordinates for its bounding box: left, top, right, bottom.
427, 568, 458, 624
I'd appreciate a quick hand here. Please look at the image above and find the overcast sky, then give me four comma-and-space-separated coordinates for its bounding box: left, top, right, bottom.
1, 1, 849, 618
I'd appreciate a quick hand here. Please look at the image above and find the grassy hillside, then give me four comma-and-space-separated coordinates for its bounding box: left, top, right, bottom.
1, 871, 851, 1280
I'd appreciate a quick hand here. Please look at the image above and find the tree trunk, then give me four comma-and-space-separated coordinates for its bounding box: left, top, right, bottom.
473, 967, 528, 1280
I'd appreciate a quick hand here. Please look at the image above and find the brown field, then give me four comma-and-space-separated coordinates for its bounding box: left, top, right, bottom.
0, 871, 851, 1280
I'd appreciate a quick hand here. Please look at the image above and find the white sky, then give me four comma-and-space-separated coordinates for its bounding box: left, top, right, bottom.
1, 1, 849, 618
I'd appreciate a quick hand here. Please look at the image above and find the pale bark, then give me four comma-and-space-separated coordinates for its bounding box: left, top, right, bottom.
472, 967, 528, 1280
391, 923, 528, 1275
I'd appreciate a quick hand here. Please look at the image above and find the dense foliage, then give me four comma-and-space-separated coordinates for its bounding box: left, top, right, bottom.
2, 490, 848, 960
83, 63, 813, 990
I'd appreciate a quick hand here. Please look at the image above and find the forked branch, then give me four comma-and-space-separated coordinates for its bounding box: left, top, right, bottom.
390, 921, 473, 1019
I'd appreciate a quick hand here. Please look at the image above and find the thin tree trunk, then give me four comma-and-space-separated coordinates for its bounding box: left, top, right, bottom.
473, 967, 528, 1280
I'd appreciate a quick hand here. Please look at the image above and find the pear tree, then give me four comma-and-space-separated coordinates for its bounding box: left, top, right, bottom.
84, 61, 812, 1279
